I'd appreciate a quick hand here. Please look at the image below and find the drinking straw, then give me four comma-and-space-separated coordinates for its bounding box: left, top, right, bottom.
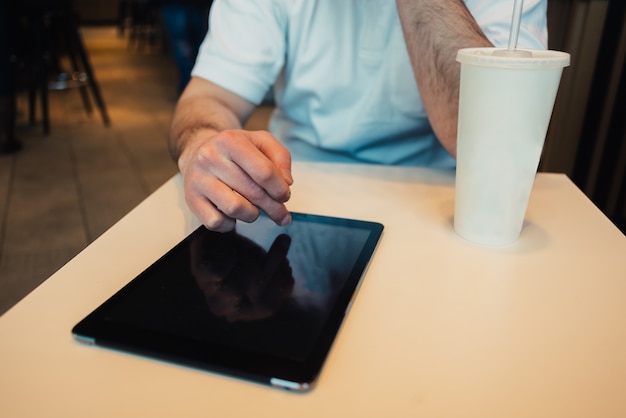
508, 0, 524, 52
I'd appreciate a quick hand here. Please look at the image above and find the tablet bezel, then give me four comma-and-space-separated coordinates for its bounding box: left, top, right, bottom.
72, 212, 383, 391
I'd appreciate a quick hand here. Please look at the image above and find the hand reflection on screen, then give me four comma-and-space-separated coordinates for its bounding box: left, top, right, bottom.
190, 230, 294, 322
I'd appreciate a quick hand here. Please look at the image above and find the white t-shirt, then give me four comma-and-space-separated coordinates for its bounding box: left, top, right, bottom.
192, 0, 547, 168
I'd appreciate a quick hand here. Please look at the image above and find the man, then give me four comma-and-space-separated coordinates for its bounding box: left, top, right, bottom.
169, 0, 548, 232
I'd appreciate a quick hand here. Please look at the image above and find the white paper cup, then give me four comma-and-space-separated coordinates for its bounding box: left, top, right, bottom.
454, 48, 570, 246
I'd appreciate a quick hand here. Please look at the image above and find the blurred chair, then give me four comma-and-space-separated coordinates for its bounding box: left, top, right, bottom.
11, 0, 110, 135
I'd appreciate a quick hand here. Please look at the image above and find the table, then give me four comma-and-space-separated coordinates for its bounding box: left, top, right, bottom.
1, 162, 625, 417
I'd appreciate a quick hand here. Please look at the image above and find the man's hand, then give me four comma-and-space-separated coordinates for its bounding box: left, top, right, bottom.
170, 78, 293, 232
178, 127, 293, 232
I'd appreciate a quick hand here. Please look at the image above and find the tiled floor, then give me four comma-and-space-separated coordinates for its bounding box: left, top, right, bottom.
0, 27, 272, 316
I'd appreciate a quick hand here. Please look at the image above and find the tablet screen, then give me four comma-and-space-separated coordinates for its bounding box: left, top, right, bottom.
72, 212, 383, 391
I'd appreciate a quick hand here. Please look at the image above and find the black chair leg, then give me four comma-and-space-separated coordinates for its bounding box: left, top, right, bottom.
28, 87, 36, 126
40, 69, 50, 135
66, 13, 110, 126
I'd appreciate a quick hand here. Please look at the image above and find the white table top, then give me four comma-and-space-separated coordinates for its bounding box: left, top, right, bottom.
2, 162, 625, 418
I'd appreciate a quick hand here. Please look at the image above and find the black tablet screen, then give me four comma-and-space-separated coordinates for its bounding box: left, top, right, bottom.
73, 212, 383, 391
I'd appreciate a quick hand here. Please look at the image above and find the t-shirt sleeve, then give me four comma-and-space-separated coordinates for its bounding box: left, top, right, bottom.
191, 0, 287, 104
465, 0, 548, 49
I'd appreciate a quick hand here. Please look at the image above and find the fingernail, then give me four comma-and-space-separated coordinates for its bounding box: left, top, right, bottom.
278, 213, 292, 227
281, 168, 293, 185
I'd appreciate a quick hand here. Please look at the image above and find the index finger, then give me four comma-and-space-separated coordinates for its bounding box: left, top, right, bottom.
224, 130, 293, 203
245, 130, 293, 186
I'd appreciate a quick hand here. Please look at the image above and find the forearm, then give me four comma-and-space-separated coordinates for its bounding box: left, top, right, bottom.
169, 95, 242, 163
168, 77, 255, 163
396, 0, 492, 157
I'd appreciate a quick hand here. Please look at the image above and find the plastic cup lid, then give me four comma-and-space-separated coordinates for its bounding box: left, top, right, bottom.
457, 48, 570, 69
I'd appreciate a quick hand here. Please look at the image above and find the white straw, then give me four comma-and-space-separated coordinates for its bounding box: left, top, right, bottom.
508, 0, 524, 52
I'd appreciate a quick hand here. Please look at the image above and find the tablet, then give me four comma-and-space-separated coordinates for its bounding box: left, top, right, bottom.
72, 212, 383, 392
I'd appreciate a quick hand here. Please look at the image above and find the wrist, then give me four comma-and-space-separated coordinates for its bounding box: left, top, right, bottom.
172, 125, 220, 171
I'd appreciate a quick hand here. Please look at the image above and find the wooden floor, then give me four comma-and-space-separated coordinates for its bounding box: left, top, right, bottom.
0, 27, 272, 316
